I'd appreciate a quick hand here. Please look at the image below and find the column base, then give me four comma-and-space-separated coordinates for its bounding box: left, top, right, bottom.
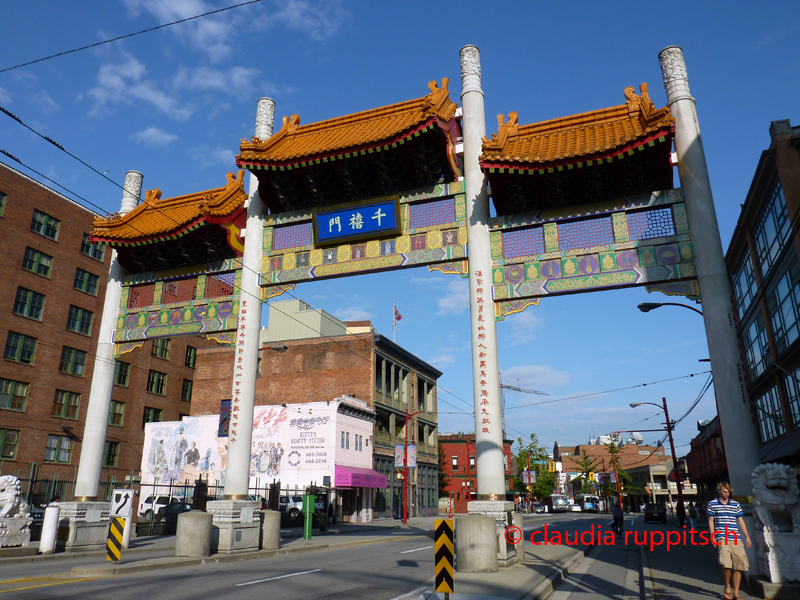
467, 500, 518, 567
207, 500, 261, 554
55, 502, 110, 552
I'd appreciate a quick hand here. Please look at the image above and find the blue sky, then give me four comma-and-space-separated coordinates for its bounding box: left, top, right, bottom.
2, 1, 799, 458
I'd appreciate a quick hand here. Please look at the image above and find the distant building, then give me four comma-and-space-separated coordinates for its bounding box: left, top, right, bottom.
725, 119, 800, 469
685, 417, 727, 504
554, 439, 695, 508
0, 163, 209, 502
192, 298, 442, 519
439, 433, 514, 514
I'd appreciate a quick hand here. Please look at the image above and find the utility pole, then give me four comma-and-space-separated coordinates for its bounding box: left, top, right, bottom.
662, 397, 686, 527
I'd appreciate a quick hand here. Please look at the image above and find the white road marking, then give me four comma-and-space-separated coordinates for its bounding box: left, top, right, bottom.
388, 582, 429, 599
401, 545, 433, 554
236, 568, 322, 586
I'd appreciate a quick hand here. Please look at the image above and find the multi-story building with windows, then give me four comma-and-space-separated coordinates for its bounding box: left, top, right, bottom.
0, 163, 213, 501
726, 119, 800, 468
192, 298, 442, 519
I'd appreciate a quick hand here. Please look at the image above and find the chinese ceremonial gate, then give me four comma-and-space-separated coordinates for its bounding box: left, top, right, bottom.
73, 45, 756, 556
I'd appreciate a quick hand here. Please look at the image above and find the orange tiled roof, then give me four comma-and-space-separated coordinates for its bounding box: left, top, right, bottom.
480, 84, 674, 167
237, 79, 458, 167
91, 171, 247, 244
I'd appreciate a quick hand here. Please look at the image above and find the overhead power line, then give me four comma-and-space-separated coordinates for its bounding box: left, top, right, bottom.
0, 0, 266, 74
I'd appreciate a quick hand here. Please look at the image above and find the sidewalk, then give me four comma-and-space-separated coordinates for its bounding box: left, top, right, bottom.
641, 513, 757, 600
0, 515, 592, 600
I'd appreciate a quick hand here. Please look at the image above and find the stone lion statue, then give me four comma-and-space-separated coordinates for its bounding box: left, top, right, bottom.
0, 475, 30, 518
752, 463, 800, 533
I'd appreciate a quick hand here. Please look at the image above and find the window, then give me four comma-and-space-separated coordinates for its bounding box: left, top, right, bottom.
147, 370, 167, 395
341, 431, 345, 449
114, 361, 130, 387
13, 287, 45, 321
732, 253, 757, 319
74, 268, 99, 295
22, 247, 53, 278
0, 429, 19, 459
0, 191, 6, 217
346, 432, 350, 450
185, 346, 196, 368
0, 378, 28, 411
181, 379, 193, 402
142, 407, 163, 428
469, 456, 475, 468
755, 387, 785, 442
59, 347, 87, 377
4, 332, 37, 365
44, 434, 73, 463
66, 305, 94, 336
452, 456, 458, 468
753, 177, 790, 278
784, 368, 800, 429
742, 316, 769, 381
52, 390, 80, 419
151, 338, 171, 360
80, 233, 105, 261
31, 209, 60, 240
109, 400, 125, 427
103, 441, 120, 467
771, 271, 800, 352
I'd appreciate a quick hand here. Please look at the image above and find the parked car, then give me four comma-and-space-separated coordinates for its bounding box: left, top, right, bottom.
644, 502, 667, 523
157, 502, 193, 524
569, 501, 582, 512
531, 502, 545, 514
139, 495, 181, 520
279, 495, 304, 519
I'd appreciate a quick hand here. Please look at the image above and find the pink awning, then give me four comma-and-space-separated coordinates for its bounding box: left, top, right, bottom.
334, 465, 387, 489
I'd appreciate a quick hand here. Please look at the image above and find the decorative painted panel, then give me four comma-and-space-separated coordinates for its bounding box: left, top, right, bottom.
491, 188, 697, 319
261, 181, 468, 287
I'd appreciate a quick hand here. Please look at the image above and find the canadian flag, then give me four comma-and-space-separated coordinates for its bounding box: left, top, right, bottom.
394, 305, 402, 321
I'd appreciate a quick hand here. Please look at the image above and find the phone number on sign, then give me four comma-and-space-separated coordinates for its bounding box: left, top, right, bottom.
306, 452, 327, 457
305, 459, 326, 464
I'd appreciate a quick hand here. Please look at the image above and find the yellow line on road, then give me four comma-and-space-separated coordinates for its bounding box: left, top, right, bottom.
0, 577, 93, 594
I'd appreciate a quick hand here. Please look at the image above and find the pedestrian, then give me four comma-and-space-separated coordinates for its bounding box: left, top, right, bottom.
612, 502, 624, 537
688, 501, 698, 530
706, 482, 751, 600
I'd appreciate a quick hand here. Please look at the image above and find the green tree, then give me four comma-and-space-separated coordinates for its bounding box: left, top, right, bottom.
603, 437, 632, 507
512, 433, 551, 498
570, 450, 600, 495
438, 446, 450, 498
531, 471, 556, 501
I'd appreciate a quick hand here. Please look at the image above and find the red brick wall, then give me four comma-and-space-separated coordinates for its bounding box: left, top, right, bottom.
192, 334, 375, 416
439, 435, 514, 513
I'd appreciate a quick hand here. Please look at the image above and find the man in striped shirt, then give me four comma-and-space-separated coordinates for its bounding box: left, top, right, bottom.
706, 482, 751, 600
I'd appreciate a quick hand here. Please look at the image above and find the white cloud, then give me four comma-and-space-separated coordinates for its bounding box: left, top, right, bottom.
334, 306, 373, 322
133, 126, 178, 146
268, 0, 347, 41
31, 92, 59, 113
436, 279, 469, 314
88, 53, 194, 120
500, 308, 543, 346
188, 145, 237, 168
0, 87, 10, 104
502, 364, 571, 391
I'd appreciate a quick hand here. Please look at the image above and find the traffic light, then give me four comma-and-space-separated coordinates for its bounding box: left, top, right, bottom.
548, 460, 556, 472
589, 472, 595, 482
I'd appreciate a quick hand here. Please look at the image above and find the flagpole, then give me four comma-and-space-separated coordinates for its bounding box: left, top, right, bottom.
393, 302, 396, 343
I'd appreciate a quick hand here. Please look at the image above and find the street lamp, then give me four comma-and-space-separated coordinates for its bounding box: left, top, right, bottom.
637, 302, 704, 316
402, 408, 426, 525
630, 397, 686, 527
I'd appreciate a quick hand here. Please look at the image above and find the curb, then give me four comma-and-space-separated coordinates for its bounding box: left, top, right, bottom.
522, 544, 593, 600
70, 543, 330, 577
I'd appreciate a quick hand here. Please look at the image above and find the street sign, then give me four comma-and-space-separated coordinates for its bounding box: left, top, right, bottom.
106, 517, 125, 562
533, 459, 548, 465
435, 519, 454, 594
110, 489, 134, 518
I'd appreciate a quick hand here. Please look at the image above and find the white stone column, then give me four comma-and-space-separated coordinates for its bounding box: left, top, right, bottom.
75, 171, 142, 500
222, 97, 274, 498
459, 46, 506, 501
659, 46, 760, 496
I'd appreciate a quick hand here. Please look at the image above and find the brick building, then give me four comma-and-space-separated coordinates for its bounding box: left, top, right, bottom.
191, 298, 442, 519
685, 417, 727, 504
0, 163, 211, 502
438, 433, 514, 514
725, 119, 800, 468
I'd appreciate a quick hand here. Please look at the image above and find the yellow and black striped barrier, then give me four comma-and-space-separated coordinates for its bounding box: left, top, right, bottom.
434, 518, 454, 594
106, 517, 125, 562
